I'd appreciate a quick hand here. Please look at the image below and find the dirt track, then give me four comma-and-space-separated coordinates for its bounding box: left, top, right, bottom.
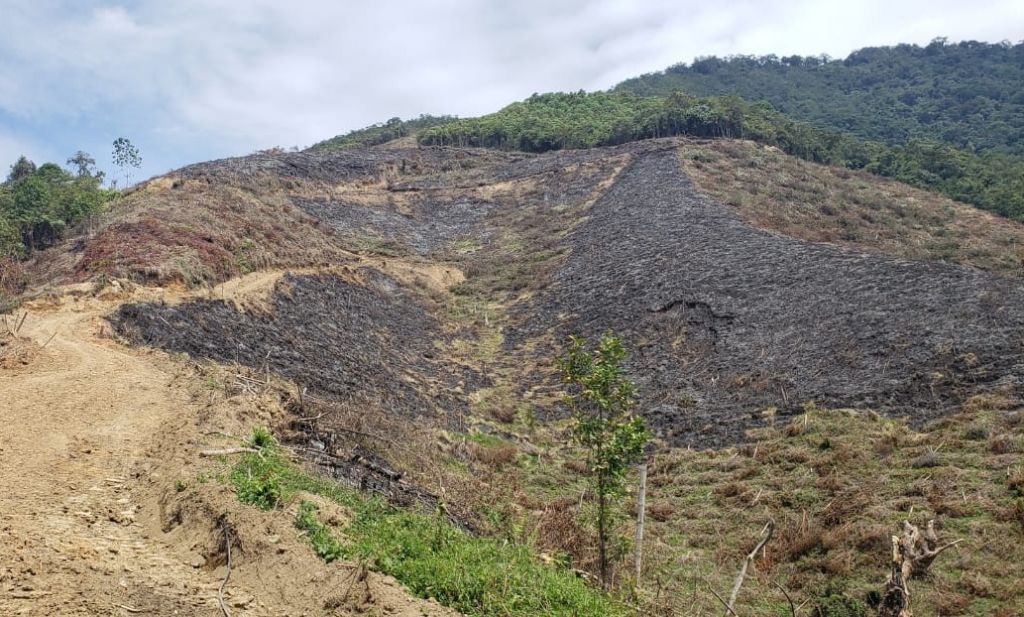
0, 287, 457, 616
0, 296, 226, 615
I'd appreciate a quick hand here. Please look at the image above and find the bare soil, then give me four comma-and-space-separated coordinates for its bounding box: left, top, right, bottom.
0, 287, 456, 616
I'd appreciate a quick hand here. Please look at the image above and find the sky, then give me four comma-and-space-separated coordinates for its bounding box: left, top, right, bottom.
1, 0, 1022, 182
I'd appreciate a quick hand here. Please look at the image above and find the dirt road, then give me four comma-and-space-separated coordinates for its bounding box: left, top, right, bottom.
0, 294, 226, 615
0, 285, 457, 616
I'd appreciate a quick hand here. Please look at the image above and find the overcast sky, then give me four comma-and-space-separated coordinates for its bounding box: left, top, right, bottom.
1, 0, 1022, 181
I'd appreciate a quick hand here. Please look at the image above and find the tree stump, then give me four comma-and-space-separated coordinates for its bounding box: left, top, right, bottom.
878, 520, 961, 617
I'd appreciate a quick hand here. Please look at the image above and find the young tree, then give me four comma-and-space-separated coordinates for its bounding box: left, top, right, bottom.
111, 137, 141, 187
559, 332, 650, 588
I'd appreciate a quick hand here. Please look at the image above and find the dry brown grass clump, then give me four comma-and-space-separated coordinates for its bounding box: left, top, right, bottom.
680, 140, 1024, 277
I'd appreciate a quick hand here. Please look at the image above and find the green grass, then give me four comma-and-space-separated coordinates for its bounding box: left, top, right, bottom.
228, 432, 624, 617
295, 501, 345, 563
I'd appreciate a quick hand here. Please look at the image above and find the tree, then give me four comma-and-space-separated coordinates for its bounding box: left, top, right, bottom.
559, 332, 650, 588
0, 156, 112, 254
112, 137, 141, 187
66, 151, 104, 183
5, 156, 36, 185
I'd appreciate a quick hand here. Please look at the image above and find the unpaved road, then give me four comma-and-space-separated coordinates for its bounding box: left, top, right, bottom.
0, 295, 225, 615
0, 285, 460, 617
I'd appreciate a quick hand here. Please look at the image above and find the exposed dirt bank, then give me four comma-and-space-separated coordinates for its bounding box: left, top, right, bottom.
0, 287, 456, 616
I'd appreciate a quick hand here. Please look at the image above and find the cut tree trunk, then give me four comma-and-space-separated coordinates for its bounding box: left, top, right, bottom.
878, 520, 961, 617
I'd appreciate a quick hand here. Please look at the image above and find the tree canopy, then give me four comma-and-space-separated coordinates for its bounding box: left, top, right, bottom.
0, 154, 113, 258
308, 114, 458, 152
616, 39, 1024, 156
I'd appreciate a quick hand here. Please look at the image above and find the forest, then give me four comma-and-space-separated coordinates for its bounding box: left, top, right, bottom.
615, 39, 1024, 155
417, 91, 1024, 220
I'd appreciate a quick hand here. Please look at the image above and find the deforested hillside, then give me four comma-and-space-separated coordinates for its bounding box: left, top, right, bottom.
9, 136, 1024, 615
616, 39, 1024, 155
89, 137, 1024, 450
509, 146, 1024, 446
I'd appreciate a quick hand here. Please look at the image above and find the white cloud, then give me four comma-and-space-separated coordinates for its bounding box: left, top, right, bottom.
0, 0, 1022, 176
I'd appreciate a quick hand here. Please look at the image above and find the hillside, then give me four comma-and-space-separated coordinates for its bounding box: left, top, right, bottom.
412, 91, 1024, 220
616, 39, 1024, 155
5, 137, 1024, 615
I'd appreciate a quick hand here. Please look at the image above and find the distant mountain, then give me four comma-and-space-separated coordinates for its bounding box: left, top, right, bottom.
616, 39, 1024, 155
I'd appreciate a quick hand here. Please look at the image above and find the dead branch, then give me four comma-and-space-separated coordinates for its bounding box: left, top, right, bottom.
878, 520, 960, 617
200, 447, 259, 457
724, 520, 774, 616
708, 585, 741, 617
771, 580, 797, 617
218, 520, 233, 617
294, 409, 332, 423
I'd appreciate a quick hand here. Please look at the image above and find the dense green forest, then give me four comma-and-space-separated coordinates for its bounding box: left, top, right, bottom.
417, 91, 1024, 220
616, 39, 1024, 155
308, 114, 457, 151
0, 155, 112, 258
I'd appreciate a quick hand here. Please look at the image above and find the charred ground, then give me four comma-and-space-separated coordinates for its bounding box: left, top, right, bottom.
103, 138, 1024, 448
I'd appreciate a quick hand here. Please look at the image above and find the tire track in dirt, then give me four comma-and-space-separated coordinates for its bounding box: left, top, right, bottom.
1, 283, 463, 617
1, 301, 225, 615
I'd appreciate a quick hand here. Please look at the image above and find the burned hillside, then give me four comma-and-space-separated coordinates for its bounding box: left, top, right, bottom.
104, 139, 1024, 448
112, 270, 474, 420
510, 148, 1024, 446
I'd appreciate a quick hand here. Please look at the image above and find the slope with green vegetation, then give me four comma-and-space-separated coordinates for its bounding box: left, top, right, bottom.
308, 114, 458, 152
228, 431, 626, 616
0, 156, 112, 258
617, 38, 1024, 155
418, 90, 1024, 220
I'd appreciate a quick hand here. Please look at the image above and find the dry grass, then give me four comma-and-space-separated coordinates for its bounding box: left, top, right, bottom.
628, 397, 1024, 615
30, 174, 352, 288
680, 140, 1024, 277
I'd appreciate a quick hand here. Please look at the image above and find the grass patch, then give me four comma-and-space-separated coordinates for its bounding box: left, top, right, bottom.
295, 501, 345, 563
228, 433, 624, 617
680, 140, 1024, 277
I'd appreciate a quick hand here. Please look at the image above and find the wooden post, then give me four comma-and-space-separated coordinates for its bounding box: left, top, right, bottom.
634, 463, 648, 585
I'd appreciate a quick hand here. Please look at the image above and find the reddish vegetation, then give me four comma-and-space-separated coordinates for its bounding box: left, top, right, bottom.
32, 173, 352, 287
0, 257, 26, 298
77, 218, 238, 283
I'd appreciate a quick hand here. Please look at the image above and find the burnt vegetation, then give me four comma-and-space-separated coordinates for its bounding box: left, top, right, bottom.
92, 134, 1024, 614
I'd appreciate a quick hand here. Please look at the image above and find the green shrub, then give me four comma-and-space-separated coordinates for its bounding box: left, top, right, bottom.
228, 438, 624, 617
249, 426, 275, 449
